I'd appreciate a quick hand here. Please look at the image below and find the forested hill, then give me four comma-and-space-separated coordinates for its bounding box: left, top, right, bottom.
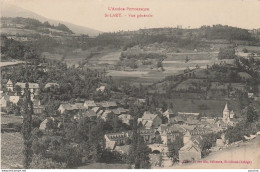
1, 17, 74, 35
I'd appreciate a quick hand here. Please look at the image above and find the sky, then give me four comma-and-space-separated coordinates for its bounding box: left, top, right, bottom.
3, 0, 260, 32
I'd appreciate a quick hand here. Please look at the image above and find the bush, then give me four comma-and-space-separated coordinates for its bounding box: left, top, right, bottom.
218, 47, 236, 59
29, 155, 66, 169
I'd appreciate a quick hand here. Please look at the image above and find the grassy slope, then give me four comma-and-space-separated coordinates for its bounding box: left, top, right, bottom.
1, 133, 24, 169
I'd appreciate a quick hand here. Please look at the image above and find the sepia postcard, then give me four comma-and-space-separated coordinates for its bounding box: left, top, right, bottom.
1, 0, 260, 170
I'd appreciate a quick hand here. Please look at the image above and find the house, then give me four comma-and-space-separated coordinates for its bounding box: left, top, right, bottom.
0, 95, 9, 108
6, 79, 14, 91
138, 111, 162, 129
15, 82, 40, 95
118, 114, 133, 125
84, 100, 97, 109
160, 130, 181, 145
9, 96, 20, 105
104, 132, 130, 149
139, 129, 156, 144
179, 133, 202, 163
58, 103, 86, 114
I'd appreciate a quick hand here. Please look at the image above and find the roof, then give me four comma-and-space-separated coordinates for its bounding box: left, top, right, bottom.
99, 101, 117, 108
238, 72, 252, 79
168, 124, 186, 133
6, 79, 13, 85
171, 116, 185, 122
180, 136, 203, 152
186, 118, 200, 125
114, 145, 130, 154
105, 132, 129, 140
15, 82, 39, 89
158, 124, 168, 132
59, 103, 85, 111
142, 112, 158, 120
180, 140, 201, 152
102, 110, 114, 118
144, 121, 153, 128
118, 114, 133, 120
92, 107, 101, 113
223, 103, 229, 112
113, 108, 128, 115
84, 100, 96, 107
45, 83, 59, 88
84, 110, 97, 118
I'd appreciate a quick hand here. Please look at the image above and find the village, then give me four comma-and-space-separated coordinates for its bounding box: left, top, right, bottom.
1, 3, 260, 168
2, 75, 259, 168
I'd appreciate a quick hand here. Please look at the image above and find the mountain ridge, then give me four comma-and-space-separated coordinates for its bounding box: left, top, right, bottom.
1, 3, 102, 36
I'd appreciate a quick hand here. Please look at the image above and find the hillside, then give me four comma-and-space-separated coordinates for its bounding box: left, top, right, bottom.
1, 3, 102, 36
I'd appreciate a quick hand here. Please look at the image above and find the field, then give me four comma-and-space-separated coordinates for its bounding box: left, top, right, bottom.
171, 98, 242, 117
1, 132, 24, 169
1, 115, 23, 124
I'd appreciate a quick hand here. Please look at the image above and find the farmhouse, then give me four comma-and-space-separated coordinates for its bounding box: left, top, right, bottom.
179, 132, 202, 163
139, 129, 156, 144
104, 132, 130, 149
118, 114, 133, 125
15, 82, 40, 95
138, 111, 162, 129
58, 103, 86, 114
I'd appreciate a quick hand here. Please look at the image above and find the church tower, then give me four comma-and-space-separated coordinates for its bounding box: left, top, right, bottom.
223, 103, 230, 123
6, 79, 13, 92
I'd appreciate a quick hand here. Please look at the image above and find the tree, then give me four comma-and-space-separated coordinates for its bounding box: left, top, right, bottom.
29, 154, 66, 169
128, 104, 151, 168
218, 47, 236, 59
167, 136, 183, 162
246, 106, 259, 123
22, 75, 34, 168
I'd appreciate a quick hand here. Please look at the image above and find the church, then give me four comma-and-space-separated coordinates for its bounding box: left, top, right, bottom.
222, 103, 235, 124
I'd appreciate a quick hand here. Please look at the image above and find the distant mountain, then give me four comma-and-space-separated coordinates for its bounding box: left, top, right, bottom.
1, 3, 102, 36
